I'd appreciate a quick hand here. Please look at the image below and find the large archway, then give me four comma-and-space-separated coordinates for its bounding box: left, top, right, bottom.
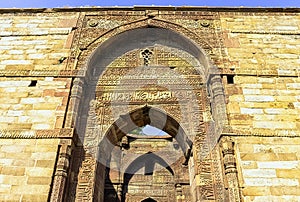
98, 106, 192, 202
66, 23, 228, 201
98, 106, 192, 158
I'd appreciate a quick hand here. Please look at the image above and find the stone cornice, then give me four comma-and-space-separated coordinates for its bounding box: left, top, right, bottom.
0, 6, 299, 14
222, 126, 300, 138
0, 128, 74, 139
0, 70, 86, 77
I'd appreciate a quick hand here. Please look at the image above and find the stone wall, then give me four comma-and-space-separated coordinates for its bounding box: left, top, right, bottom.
0, 11, 74, 202
221, 12, 300, 201
0, 13, 77, 72
221, 13, 300, 76
0, 7, 299, 202
226, 76, 300, 131
222, 12, 300, 133
234, 136, 300, 201
0, 139, 59, 201
0, 77, 71, 130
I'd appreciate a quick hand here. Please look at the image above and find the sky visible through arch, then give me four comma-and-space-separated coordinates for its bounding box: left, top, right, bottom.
0, 0, 299, 8
130, 125, 168, 136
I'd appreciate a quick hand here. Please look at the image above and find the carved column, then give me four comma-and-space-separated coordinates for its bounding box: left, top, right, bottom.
175, 184, 183, 202
75, 152, 97, 201
220, 137, 241, 202
75, 99, 101, 201
117, 184, 123, 201
64, 77, 84, 129
50, 140, 72, 202
208, 74, 228, 134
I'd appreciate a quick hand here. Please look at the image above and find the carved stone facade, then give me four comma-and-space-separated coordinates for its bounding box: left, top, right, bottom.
0, 6, 299, 202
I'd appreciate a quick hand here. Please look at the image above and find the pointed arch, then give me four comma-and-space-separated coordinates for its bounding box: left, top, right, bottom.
124, 152, 174, 182
66, 13, 229, 202
122, 152, 174, 202
98, 106, 192, 161
80, 18, 214, 83
73, 18, 228, 152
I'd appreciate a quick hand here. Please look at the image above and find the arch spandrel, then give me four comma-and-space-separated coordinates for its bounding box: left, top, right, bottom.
83, 18, 213, 57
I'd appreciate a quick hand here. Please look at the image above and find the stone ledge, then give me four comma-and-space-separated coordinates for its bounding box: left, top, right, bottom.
0, 128, 73, 139
0, 28, 71, 37
0, 69, 298, 78
231, 30, 300, 35
0, 69, 85, 77
222, 126, 300, 137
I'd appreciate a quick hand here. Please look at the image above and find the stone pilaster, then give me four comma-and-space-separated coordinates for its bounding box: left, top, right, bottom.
221, 136, 241, 202
50, 140, 72, 202
65, 77, 84, 129
176, 184, 184, 202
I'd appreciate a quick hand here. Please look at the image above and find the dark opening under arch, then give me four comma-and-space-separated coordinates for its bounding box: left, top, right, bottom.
141, 197, 157, 202
122, 152, 174, 202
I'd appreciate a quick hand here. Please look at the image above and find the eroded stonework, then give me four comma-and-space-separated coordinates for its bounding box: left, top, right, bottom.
0, 6, 299, 202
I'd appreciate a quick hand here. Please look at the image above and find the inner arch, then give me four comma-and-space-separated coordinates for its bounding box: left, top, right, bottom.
122, 152, 174, 201
99, 106, 192, 162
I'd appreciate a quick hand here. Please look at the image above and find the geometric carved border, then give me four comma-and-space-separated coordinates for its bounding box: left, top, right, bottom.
0, 128, 74, 139
0, 70, 86, 77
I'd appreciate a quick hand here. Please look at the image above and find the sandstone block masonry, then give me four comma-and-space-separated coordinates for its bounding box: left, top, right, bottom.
235, 137, 300, 202
0, 139, 59, 201
0, 77, 71, 130
0, 7, 298, 202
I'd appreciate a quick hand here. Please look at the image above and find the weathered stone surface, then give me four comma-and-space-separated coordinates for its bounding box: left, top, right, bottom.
0, 139, 59, 201
0, 6, 299, 202
243, 169, 276, 178
236, 136, 300, 201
